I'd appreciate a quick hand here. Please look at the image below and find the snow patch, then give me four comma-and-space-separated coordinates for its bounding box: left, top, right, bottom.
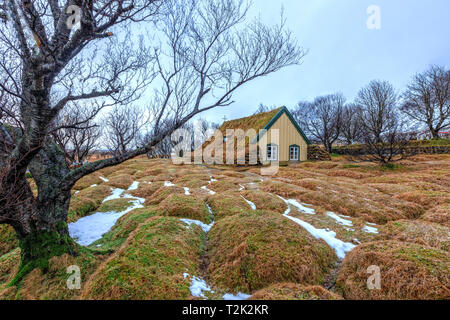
128, 181, 139, 191
99, 176, 109, 182
184, 274, 213, 298
241, 196, 256, 210
184, 187, 191, 195
239, 184, 245, 191
278, 196, 356, 259
326, 212, 353, 227
181, 219, 214, 233
223, 293, 251, 300
201, 186, 216, 195
102, 188, 125, 203
363, 225, 379, 234
285, 199, 316, 215
164, 181, 175, 187
90, 184, 98, 188
69, 195, 145, 246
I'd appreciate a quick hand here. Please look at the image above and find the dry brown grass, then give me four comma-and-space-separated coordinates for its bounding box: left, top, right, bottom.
206, 191, 252, 220
336, 240, 450, 300
158, 194, 212, 223
73, 174, 104, 190
207, 211, 337, 293
129, 181, 164, 199
68, 185, 112, 222
106, 174, 134, 189
0, 225, 18, 257
422, 203, 450, 226
378, 220, 449, 251
250, 283, 343, 300
82, 216, 203, 300
240, 190, 287, 214
145, 185, 185, 205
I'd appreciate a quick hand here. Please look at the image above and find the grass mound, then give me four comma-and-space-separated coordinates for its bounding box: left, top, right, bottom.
89, 207, 159, 252
129, 181, 163, 199
106, 174, 133, 189
145, 185, 185, 205
82, 217, 203, 300
250, 283, 342, 300
378, 220, 449, 251
207, 211, 337, 293
422, 204, 450, 226
73, 174, 103, 190
241, 190, 287, 214
207, 192, 252, 220
0, 248, 20, 293
209, 179, 240, 193
159, 194, 212, 223
98, 198, 135, 213
0, 225, 18, 257
174, 174, 213, 189
336, 240, 450, 300
261, 181, 305, 198
68, 185, 112, 222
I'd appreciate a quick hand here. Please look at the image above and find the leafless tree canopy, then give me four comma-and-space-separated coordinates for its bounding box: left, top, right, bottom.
0, 0, 306, 269
293, 93, 345, 152
354, 80, 411, 163
340, 103, 362, 145
400, 65, 450, 139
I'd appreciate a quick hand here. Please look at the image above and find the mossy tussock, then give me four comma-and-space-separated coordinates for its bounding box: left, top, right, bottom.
207, 211, 337, 293
68, 185, 112, 222
73, 174, 104, 191
89, 207, 159, 252
250, 283, 343, 300
0, 225, 18, 257
207, 191, 253, 220
378, 220, 449, 252
240, 190, 287, 214
105, 174, 134, 190
421, 203, 450, 226
158, 194, 212, 224
145, 185, 186, 205
336, 240, 450, 300
82, 216, 203, 300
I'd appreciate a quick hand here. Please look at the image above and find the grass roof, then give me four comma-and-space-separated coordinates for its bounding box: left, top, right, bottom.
219, 107, 282, 135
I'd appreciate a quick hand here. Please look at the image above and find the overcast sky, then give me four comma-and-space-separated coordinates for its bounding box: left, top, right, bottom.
199, 0, 450, 124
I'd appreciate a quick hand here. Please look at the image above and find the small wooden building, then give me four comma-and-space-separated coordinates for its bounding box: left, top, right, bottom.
200, 107, 310, 165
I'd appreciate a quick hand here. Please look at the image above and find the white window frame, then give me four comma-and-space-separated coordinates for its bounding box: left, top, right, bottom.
289, 146, 299, 161
267, 145, 278, 161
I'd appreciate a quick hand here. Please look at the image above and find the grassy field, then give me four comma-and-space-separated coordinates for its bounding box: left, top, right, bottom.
0, 154, 449, 300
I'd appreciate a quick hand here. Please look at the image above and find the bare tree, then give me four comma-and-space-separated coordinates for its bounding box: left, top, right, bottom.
252, 103, 277, 115
354, 80, 411, 164
400, 65, 450, 139
293, 93, 345, 152
52, 104, 102, 166
0, 0, 305, 282
104, 105, 145, 156
340, 103, 362, 145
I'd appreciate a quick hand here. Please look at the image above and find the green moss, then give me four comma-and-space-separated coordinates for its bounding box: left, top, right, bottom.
98, 198, 134, 213
9, 229, 77, 287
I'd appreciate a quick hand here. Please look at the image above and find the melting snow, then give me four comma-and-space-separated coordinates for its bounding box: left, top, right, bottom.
239, 184, 245, 191
90, 184, 98, 188
209, 177, 218, 183
278, 196, 356, 259
363, 225, 379, 234
184, 187, 191, 195
181, 219, 214, 233
326, 212, 353, 227
99, 176, 109, 182
69, 195, 145, 246
128, 181, 139, 191
201, 186, 216, 195
102, 188, 125, 203
164, 181, 175, 187
285, 199, 316, 215
241, 196, 256, 210
184, 274, 213, 298
223, 293, 251, 300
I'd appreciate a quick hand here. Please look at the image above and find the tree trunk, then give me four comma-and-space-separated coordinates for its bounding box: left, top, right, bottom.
431, 129, 440, 139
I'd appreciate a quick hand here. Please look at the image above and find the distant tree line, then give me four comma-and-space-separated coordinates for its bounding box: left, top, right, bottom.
292, 65, 449, 163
